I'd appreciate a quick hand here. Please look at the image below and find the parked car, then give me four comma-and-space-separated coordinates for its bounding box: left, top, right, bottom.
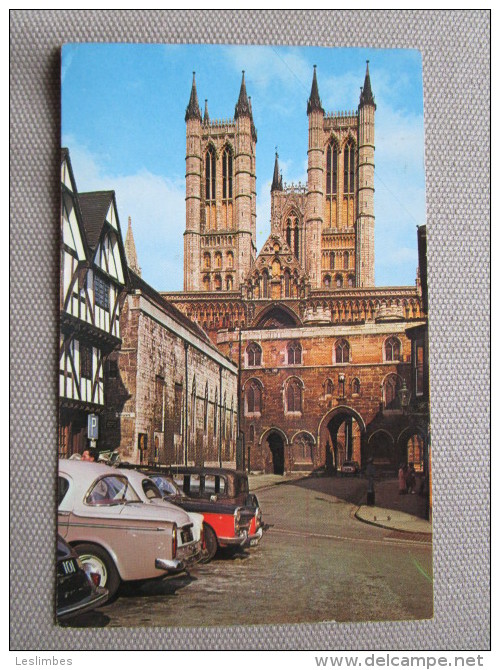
111, 465, 204, 546
140, 466, 263, 562
58, 460, 203, 598
340, 460, 360, 476
56, 534, 108, 621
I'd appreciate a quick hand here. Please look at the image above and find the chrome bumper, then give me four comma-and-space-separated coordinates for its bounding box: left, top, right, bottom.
244, 526, 263, 547
218, 530, 248, 547
156, 541, 202, 573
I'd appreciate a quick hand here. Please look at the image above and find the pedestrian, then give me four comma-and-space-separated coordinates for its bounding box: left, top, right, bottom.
398, 463, 406, 495
82, 448, 96, 462
406, 463, 416, 494
325, 440, 334, 476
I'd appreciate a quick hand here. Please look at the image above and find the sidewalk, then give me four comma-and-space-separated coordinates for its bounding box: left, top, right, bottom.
249, 471, 432, 536
355, 477, 432, 534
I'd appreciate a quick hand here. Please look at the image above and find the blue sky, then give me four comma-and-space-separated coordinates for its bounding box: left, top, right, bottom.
62, 44, 426, 291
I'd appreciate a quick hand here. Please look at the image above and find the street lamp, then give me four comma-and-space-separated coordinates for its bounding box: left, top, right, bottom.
398, 379, 411, 413
338, 373, 345, 398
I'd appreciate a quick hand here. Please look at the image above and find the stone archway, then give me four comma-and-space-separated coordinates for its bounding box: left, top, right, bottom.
367, 430, 395, 472
397, 427, 427, 473
318, 406, 366, 471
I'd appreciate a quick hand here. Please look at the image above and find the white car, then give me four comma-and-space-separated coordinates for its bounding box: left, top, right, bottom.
58, 460, 204, 599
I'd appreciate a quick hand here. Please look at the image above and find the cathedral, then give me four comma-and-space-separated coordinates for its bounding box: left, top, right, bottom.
161, 63, 428, 475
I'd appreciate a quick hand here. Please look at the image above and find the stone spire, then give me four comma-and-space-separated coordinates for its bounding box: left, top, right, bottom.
203, 99, 210, 124
359, 60, 376, 108
307, 65, 324, 115
235, 70, 251, 119
271, 151, 283, 192
125, 216, 141, 276
185, 71, 202, 122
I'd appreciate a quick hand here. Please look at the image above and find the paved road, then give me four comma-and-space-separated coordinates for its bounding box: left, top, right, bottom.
66, 477, 433, 628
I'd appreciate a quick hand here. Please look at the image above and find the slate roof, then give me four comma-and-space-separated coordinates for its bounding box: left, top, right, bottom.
78, 191, 115, 251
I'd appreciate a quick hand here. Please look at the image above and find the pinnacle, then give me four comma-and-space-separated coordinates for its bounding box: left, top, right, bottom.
235, 70, 251, 119
359, 60, 376, 109
185, 71, 202, 122
307, 65, 324, 115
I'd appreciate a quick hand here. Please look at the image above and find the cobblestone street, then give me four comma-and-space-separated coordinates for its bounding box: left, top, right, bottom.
65, 476, 433, 628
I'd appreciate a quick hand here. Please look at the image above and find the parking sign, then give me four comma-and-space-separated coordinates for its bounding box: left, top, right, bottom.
87, 414, 99, 440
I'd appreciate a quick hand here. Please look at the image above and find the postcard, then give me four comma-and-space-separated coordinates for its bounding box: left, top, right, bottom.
58, 44, 431, 627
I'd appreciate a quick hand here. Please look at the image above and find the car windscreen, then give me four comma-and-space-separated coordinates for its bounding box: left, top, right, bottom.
85, 475, 141, 505
141, 478, 163, 500
151, 476, 181, 497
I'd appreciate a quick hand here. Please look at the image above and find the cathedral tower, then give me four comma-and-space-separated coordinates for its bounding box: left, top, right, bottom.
183, 71, 257, 292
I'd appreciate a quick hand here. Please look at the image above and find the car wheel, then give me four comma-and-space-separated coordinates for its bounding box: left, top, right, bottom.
201, 524, 218, 563
75, 543, 120, 599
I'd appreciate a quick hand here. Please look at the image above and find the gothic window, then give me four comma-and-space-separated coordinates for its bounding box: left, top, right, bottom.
344, 251, 349, 270
335, 274, 343, 288
323, 274, 331, 288
215, 251, 222, 268
414, 338, 424, 396
203, 252, 211, 269
287, 341, 302, 365
344, 141, 355, 195
335, 338, 350, 364
245, 380, 262, 415
329, 252, 335, 270
222, 148, 233, 200
352, 378, 361, 395
226, 251, 234, 268
262, 271, 269, 298
347, 274, 355, 287
285, 379, 302, 414
226, 275, 233, 291
286, 219, 292, 247
249, 425, 255, 443
325, 379, 334, 395
204, 383, 209, 433
246, 342, 262, 367
383, 374, 401, 410
214, 274, 222, 291
284, 270, 291, 298
213, 387, 218, 436
294, 221, 300, 259
326, 141, 338, 195
205, 146, 216, 201
385, 336, 401, 362
202, 275, 210, 291
80, 344, 92, 379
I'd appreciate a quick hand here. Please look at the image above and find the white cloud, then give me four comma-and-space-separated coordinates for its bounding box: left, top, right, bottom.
62, 137, 185, 291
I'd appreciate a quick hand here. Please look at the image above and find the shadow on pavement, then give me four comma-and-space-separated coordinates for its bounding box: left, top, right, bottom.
286, 472, 429, 520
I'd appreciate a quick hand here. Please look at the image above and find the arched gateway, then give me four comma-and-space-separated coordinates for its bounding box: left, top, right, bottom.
318, 406, 366, 471
260, 428, 288, 475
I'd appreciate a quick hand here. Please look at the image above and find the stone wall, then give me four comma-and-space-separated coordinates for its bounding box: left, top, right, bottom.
103, 290, 238, 466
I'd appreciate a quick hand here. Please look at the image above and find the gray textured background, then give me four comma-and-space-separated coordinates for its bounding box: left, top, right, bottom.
10, 10, 490, 650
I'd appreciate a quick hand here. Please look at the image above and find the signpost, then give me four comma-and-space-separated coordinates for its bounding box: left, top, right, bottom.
88, 414, 98, 449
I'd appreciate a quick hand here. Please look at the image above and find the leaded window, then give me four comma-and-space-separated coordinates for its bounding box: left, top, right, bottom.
246, 342, 262, 367
222, 148, 233, 200
335, 338, 350, 364
385, 337, 401, 362
94, 274, 110, 310
344, 141, 355, 195
287, 341, 302, 365
205, 146, 216, 201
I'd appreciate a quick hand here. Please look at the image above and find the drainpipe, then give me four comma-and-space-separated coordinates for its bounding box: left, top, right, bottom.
219, 364, 223, 467
184, 340, 189, 466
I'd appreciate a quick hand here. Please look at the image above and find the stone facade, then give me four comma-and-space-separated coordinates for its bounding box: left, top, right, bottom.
102, 272, 238, 467
160, 62, 427, 474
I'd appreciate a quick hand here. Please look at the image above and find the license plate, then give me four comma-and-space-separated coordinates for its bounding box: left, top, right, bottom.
59, 558, 77, 575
